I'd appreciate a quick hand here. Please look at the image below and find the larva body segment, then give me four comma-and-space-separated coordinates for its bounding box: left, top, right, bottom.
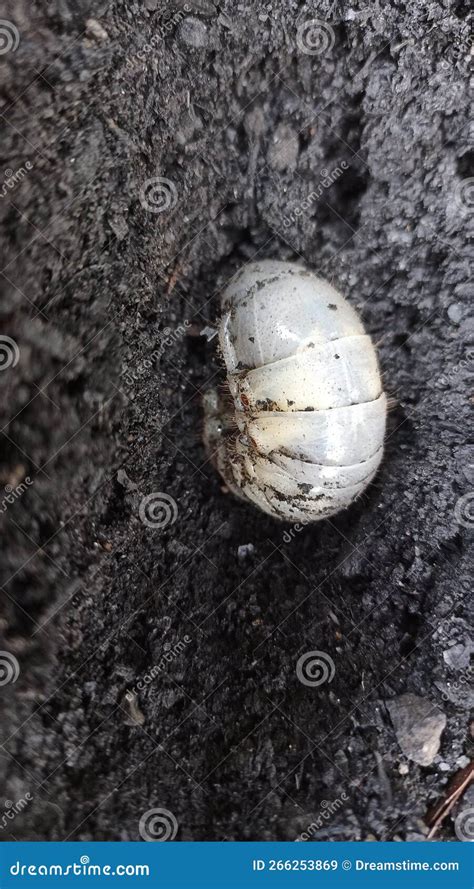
204, 260, 387, 522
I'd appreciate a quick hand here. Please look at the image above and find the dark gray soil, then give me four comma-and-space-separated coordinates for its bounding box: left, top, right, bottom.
0, 0, 472, 842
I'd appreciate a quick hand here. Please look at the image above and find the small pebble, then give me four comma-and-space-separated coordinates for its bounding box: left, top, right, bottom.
85, 18, 109, 42
386, 693, 446, 766
238, 543, 255, 561
117, 469, 137, 490
447, 303, 463, 323
121, 690, 145, 726
456, 755, 470, 768
108, 213, 129, 241
178, 17, 209, 48
268, 122, 299, 172
443, 642, 471, 670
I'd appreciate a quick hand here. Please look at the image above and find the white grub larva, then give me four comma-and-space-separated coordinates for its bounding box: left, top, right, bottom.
203, 260, 387, 522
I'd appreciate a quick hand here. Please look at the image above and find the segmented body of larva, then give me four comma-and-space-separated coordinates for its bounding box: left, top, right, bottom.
203, 260, 386, 522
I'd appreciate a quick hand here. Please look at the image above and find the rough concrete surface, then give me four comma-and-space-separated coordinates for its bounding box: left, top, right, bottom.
0, 0, 472, 842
